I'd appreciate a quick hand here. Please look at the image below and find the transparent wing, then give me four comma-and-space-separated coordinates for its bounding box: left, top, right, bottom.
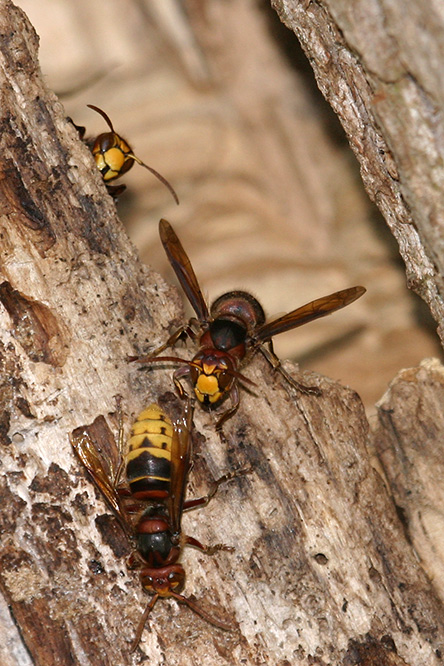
254, 286, 366, 343
70, 420, 132, 537
168, 401, 194, 534
159, 219, 209, 322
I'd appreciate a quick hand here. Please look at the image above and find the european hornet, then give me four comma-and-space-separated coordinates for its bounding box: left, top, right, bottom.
131, 219, 366, 437
72, 105, 179, 203
70, 400, 232, 652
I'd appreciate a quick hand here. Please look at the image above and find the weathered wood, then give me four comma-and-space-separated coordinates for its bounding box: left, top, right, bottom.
373, 358, 444, 606
1, 1, 444, 665
18, 0, 441, 411
273, 0, 444, 346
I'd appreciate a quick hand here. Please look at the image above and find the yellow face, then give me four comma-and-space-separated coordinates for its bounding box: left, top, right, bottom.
195, 371, 223, 404
92, 134, 133, 181
191, 356, 234, 406
97, 147, 125, 180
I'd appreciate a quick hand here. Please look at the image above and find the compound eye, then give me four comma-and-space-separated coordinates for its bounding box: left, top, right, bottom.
189, 365, 200, 382
168, 572, 180, 586
141, 573, 155, 593
217, 370, 232, 391
167, 570, 184, 590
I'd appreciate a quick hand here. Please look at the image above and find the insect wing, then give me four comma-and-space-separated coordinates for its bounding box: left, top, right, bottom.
254, 286, 366, 343
168, 402, 193, 535
70, 425, 130, 532
159, 219, 209, 322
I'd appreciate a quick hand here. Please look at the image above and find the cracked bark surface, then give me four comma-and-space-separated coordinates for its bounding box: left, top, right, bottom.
0, 1, 444, 665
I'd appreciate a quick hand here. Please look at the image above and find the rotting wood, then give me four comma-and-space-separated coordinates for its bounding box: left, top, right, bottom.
372, 358, 444, 607
1, 1, 444, 665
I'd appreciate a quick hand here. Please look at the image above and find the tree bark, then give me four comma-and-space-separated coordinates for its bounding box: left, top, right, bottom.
273, 0, 444, 346
1, 2, 444, 665
372, 358, 444, 607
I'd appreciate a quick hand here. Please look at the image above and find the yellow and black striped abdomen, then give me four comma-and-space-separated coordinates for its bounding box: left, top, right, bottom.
126, 404, 174, 500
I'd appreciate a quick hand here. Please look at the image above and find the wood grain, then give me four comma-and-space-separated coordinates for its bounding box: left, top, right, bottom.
1, 1, 444, 665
